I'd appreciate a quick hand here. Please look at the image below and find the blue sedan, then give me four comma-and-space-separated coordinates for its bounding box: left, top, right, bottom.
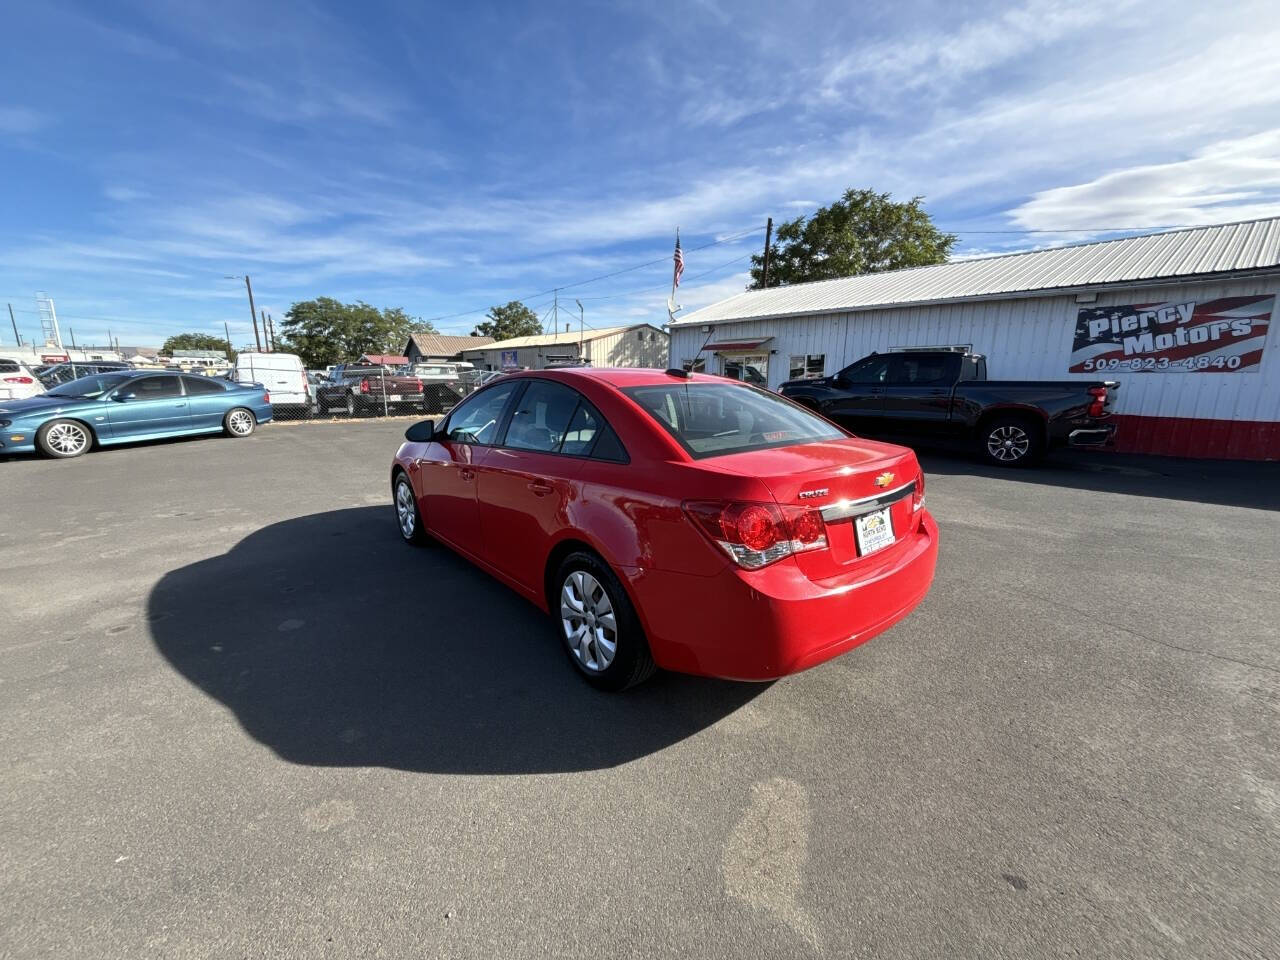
0, 370, 273, 459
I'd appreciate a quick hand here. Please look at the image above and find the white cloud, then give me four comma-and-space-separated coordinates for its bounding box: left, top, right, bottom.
0, 106, 47, 135
1011, 130, 1280, 229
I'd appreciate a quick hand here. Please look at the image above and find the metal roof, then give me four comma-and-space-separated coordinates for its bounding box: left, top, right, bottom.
672, 217, 1280, 326
459, 324, 665, 351
405, 332, 495, 356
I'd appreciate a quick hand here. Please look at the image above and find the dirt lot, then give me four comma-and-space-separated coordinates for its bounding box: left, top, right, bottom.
3, 421, 1278, 959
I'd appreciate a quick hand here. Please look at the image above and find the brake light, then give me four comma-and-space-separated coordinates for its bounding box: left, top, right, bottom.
1088, 385, 1107, 417
360, 378, 370, 394
913, 470, 925, 512
683, 500, 828, 569
263, 391, 270, 403
414, 380, 423, 392
3, 376, 33, 384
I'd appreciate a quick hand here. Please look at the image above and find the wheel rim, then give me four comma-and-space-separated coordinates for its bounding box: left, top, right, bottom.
560, 571, 618, 672
228, 410, 253, 435
47, 422, 88, 455
395, 480, 416, 538
988, 424, 1030, 461
346, 396, 355, 415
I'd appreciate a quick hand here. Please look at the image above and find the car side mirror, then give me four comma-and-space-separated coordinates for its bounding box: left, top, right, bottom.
404, 419, 435, 443
114, 392, 136, 401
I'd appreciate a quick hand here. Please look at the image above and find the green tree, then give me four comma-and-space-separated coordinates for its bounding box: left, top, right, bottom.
749, 189, 957, 289
276, 298, 436, 368
161, 332, 234, 358
472, 300, 542, 341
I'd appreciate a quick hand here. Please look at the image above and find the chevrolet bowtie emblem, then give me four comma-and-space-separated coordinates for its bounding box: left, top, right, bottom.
873, 471, 895, 488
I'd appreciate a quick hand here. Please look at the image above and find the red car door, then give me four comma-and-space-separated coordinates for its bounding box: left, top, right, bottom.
474, 380, 587, 592
419, 379, 521, 552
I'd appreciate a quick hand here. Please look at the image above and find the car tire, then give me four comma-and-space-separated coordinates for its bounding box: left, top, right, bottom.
393, 471, 430, 546
223, 407, 256, 438
979, 414, 1041, 467
37, 418, 93, 459
317, 398, 330, 416
554, 551, 657, 691
344, 393, 357, 417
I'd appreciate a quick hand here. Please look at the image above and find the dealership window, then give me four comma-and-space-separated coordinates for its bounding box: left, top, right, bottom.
721, 354, 768, 387
788, 355, 825, 380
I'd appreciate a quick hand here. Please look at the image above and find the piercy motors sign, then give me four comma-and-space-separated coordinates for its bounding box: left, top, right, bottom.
1069, 295, 1273, 373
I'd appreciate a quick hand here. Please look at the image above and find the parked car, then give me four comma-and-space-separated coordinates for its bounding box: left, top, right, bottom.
230, 352, 312, 415
0, 357, 46, 401
34, 361, 131, 389
0, 371, 272, 459
317, 365, 426, 416
390, 368, 937, 690
778, 347, 1118, 466
409, 361, 473, 382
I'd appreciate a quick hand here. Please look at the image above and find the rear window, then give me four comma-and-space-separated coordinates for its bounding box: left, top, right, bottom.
622, 382, 845, 458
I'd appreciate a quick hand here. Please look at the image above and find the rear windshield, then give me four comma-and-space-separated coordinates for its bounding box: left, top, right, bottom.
622, 382, 845, 458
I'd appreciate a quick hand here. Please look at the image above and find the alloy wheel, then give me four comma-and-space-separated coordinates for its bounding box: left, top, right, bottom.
560, 571, 618, 672
987, 424, 1030, 462
395, 480, 416, 539
47, 422, 88, 455
228, 410, 254, 435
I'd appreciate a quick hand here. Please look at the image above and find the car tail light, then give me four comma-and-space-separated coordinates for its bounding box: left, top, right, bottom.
3, 376, 33, 384
263, 391, 270, 403
414, 380, 423, 392
360, 378, 370, 394
683, 500, 828, 570
913, 470, 925, 512
1088, 385, 1107, 417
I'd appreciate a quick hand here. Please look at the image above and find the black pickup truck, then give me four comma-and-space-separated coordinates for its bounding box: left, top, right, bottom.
778, 348, 1118, 466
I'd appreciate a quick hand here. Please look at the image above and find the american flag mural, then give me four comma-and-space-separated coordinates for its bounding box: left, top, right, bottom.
1068, 295, 1274, 373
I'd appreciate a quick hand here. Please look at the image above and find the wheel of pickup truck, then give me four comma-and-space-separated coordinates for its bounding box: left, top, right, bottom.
979, 414, 1042, 467
344, 393, 357, 417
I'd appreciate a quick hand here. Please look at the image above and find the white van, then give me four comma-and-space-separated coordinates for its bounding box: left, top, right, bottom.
230, 352, 311, 412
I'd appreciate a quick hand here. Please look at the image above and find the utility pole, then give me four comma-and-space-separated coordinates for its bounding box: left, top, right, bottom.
244, 276, 262, 351
224, 322, 233, 358
108, 329, 114, 353
575, 298, 584, 361
261, 310, 269, 351
268, 313, 276, 351
69, 328, 78, 351
7, 303, 19, 345
761, 217, 773, 288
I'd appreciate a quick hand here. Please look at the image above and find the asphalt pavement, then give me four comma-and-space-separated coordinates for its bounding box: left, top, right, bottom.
2, 421, 1278, 959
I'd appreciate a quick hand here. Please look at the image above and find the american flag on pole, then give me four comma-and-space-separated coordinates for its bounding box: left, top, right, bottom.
672, 231, 685, 288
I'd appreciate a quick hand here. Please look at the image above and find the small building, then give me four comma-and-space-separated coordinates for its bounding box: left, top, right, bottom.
359, 354, 409, 367
459, 324, 669, 371
669, 218, 1280, 460
403, 333, 496, 364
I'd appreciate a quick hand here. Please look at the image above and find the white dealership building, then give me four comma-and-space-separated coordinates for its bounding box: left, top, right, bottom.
668, 218, 1280, 460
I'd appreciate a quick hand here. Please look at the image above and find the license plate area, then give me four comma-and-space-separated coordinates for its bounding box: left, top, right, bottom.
388, 394, 402, 401
854, 506, 895, 556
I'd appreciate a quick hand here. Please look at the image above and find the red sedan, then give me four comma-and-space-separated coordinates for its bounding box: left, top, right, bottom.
391, 368, 938, 690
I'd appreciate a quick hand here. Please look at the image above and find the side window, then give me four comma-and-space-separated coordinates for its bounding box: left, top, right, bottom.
589, 423, 627, 462
183, 376, 226, 394
959, 356, 982, 382
560, 403, 599, 456
841, 356, 890, 384
887, 354, 957, 385
133, 375, 183, 399
504, 380, 581, 453
445, 381, 519, 444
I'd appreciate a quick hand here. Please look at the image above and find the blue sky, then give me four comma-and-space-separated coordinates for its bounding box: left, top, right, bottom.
3, 0, 1280, 349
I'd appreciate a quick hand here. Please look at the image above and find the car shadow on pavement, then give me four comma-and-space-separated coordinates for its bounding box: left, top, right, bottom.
148, 506, 765, 774
915, 448, 1280, 511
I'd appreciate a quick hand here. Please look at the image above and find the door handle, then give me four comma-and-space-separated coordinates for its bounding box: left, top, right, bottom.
460, 468, 475, 481
528, 481, 554, 496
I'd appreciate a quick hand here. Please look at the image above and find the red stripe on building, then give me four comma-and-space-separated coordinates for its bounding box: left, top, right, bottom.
1110, 415, 1280, 460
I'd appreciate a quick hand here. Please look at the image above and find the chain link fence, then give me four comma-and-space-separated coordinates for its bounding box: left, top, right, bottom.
265, 368, 471, 422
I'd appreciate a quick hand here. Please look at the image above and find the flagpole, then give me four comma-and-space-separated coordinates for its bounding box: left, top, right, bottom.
667, 227, 683, 323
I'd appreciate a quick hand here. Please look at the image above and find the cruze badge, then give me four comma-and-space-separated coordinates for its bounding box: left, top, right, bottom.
874, 472, 895, 488
798, 488, 828, 500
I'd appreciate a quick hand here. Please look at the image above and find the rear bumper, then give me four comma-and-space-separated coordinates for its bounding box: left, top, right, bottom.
1067, 423, 1117, 447
623, 510, 938, 681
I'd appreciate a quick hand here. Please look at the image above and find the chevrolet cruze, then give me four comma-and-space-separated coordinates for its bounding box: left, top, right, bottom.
391, 368, 938, 690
